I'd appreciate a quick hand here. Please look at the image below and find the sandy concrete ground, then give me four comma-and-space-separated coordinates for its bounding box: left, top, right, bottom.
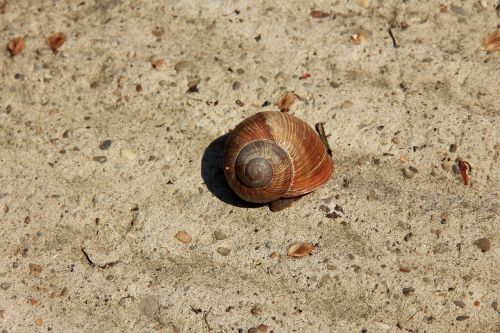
0, 0, 499, 332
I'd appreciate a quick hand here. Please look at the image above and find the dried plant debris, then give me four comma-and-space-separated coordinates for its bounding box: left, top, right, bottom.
276, 91, 296, 112
457, 158, 471, 185
311, 10, 330, 18
7, 37, 24, 56
287, 242, 315, 258
47, 32, 66, 53
483, 31, 500, 51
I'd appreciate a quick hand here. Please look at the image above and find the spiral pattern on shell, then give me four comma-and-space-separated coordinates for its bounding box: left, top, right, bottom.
223, 111, 334, 203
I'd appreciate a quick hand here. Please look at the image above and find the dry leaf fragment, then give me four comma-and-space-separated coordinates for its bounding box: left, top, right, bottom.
287, 242, 315, 258
458, 158, 471, 185
484, 31, 500, 51
311, 10, 330, 18
7, 37, 25, 56
276, 91, 296, 112
175, 230, 192, 243
47, 32, 66, 52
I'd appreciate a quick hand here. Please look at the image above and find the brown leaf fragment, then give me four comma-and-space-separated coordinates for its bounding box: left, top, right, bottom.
47, 32, 66, 53
484, 31, 500, 51
175, 230, 192, 244
276, 91, 296, 112
287, 242, 315, 258
28, 263, 42, 276
311, 10, 330, 18
7, 37, 24, 56
458, 158, 471, 185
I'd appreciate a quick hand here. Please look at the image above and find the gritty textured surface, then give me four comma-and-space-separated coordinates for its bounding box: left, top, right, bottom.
0, 1, 499, 332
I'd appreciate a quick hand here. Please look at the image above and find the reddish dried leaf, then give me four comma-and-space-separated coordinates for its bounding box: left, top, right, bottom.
47, 32, 66, 52
7, 37, 25, 56
311, 10, 330, 18
458, 159, 471, 185
287, 242, 315, 258
484, 31, 500, 51
276, 91, 296, 112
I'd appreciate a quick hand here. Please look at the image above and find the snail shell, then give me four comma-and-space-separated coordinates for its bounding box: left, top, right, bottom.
223, 111, 334, 203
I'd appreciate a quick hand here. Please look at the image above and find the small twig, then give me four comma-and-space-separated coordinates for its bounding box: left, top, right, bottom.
82, 247, 95, 267
315, 122, 333, 157
388, 28, 399, 48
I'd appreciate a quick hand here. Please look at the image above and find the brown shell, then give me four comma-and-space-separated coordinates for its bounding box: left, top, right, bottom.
223, 111, 334, 203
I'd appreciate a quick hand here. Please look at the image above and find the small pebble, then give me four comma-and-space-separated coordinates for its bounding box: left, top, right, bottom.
175, 231, 192, 244
449, 144, 457, 152
402, 166, 417, 178
93, 156, 107, 163
235, 99, 244, 107
35, 319, 43, 326
248, 328, 259, 333
232, 81, 241, 90
120, 148, 137, 160
29, 263, 42, 276
403, 232, 413, 242
455, 315, 469, 321
450, 4, 468, 16
236, 68, 244, 74
402, 287, 415, 296
492, 301, 498, 312
319, 204, 330, 213
174, 60, 195, 73
151, 57, 165, 70
99, 140, 112, 150
250, 304, 262, 315
274, 72, 289, 83
217, 247, 231, 256
258, 324, 268, 332
213, 230, 227, 240
367, 190, 378, 201
453, 300, 466, 308
140, 295, 160, 319
474, 238, 491, 252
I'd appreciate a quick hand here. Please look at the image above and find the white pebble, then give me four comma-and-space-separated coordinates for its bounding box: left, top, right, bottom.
120, 148, 137, 160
